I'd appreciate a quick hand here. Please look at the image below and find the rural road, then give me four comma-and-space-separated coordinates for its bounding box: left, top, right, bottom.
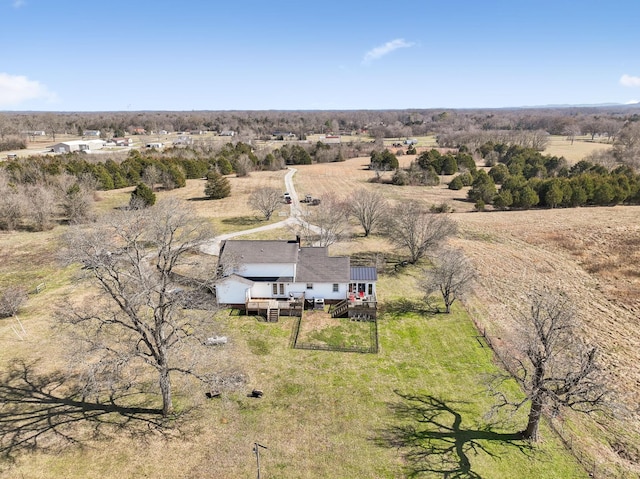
200, 168, 321, 256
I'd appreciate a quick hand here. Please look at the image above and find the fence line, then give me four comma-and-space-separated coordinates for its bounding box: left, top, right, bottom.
290, 315, 379, 354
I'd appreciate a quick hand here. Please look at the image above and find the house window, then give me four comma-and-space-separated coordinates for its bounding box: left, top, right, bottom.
332, 283, 339, 292
279, 283, 285, 295
368, 284, 373, 295
272, 284, 278, 295
306, 283, 313, 290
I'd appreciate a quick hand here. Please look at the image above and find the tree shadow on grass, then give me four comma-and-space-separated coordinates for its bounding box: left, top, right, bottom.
221, 216, 267, 227
380, 298, 438, 319
375, 391, 532, 478
0, 359, 175, 463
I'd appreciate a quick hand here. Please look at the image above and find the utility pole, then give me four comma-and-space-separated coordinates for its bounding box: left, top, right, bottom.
253, 442, 267, 479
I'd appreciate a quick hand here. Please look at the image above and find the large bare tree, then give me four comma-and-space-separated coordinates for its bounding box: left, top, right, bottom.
300, 193, 349, 247
491, 289, 609, 441
421, 247, 475, 313
248, 186, 282, 220
61, 198, 220, 417
384, 201, 457, 264
348, 188, 388, 237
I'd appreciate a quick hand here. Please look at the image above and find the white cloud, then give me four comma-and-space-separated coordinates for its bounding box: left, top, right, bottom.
12, 0, 26, 8
620, 74, 640, 87
0, 73, 57, 107
626, 99, 639, 105
363, 39, 415, 64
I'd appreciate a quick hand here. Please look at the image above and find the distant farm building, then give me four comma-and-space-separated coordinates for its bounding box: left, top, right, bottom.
51, 140, 106, 153
219, 130, 236, 136
320, 135, 341, 144
108, 137, 133, 147
83, 130, 101, 137
172, 136, 193, 146
21, 130, 46, 137
145, 142, 164, 149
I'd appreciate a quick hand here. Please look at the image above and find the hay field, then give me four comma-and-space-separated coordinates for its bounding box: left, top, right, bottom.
543, 135, 612, 163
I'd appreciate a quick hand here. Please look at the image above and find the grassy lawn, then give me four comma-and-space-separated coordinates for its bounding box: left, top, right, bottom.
295, 311, 375, 351
1, 302, 587, 478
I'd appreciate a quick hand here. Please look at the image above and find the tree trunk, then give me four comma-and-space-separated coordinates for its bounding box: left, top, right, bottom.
523, 394, 543, 441
159, 365, 173, 417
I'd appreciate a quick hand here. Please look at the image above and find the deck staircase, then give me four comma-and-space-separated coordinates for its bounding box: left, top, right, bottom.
330, 299, 349, 318
267, 307, 279, 323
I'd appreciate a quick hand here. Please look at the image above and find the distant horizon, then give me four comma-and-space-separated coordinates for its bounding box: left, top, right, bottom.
3, 101, 640, 115
2, 1, 640, 112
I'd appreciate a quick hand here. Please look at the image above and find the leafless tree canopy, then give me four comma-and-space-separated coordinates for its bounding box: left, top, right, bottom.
0, 286, 28, 318
300, 193, 350, 247
60, 198, 223, 416
348, 188, 388, 237
491, 289, 609, 441
384, 202, 457, 264
421, 248, 475, 313
248, 187, 282, 220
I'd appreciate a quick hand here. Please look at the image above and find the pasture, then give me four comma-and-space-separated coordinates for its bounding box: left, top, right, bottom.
1, 153, 639, 477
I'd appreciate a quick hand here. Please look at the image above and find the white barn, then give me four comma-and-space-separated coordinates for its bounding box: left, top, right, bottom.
51, 140, 106, 153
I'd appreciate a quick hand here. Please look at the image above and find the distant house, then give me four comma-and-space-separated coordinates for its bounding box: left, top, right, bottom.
51, 140, 105, 153
21, 130, 46, 137
403, 138, 418, 145
219, 130, 236, 137
172, 136, 193, 146
83, 130, 101, 137
131, 128, 146, 135
272, 131, 297, 140
321, 135, 341, 144
216, 238, 377, 320
111, 137, 133, 147
145, 142, 163, 149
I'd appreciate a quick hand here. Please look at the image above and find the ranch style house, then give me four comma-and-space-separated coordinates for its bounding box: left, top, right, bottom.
215, 237, 377, 321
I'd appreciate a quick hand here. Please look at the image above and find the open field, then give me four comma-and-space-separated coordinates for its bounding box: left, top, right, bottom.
543, 135, 612, 163
1, 152, 640, 477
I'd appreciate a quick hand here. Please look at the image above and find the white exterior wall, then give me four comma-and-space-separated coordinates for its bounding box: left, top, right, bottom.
235, 262, 295, 278
216, 277, 251, 304
250, 282, 275, 298
291, 282, 347, 301
86, 140, 106, 150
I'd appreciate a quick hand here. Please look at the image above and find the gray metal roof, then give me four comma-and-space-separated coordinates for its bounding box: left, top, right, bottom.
350, 266, 378, 281
296, 247, 350, 283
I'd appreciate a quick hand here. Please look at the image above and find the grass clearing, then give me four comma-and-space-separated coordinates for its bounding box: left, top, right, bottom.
543, 135, 612, 163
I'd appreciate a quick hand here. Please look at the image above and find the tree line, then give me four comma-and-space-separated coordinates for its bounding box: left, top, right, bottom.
5, 106, 640, 162
463, 143, 640, 209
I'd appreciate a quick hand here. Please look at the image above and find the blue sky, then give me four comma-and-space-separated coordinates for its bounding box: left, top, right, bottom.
2, 0, 640, 111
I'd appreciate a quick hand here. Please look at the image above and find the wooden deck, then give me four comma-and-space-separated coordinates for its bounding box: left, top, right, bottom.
329, 296, 377, 320
245, 298, 304, 322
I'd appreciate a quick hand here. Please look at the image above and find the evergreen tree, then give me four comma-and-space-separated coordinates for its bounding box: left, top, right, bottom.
129, 182, 156, 209
204, 171, 231, 199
